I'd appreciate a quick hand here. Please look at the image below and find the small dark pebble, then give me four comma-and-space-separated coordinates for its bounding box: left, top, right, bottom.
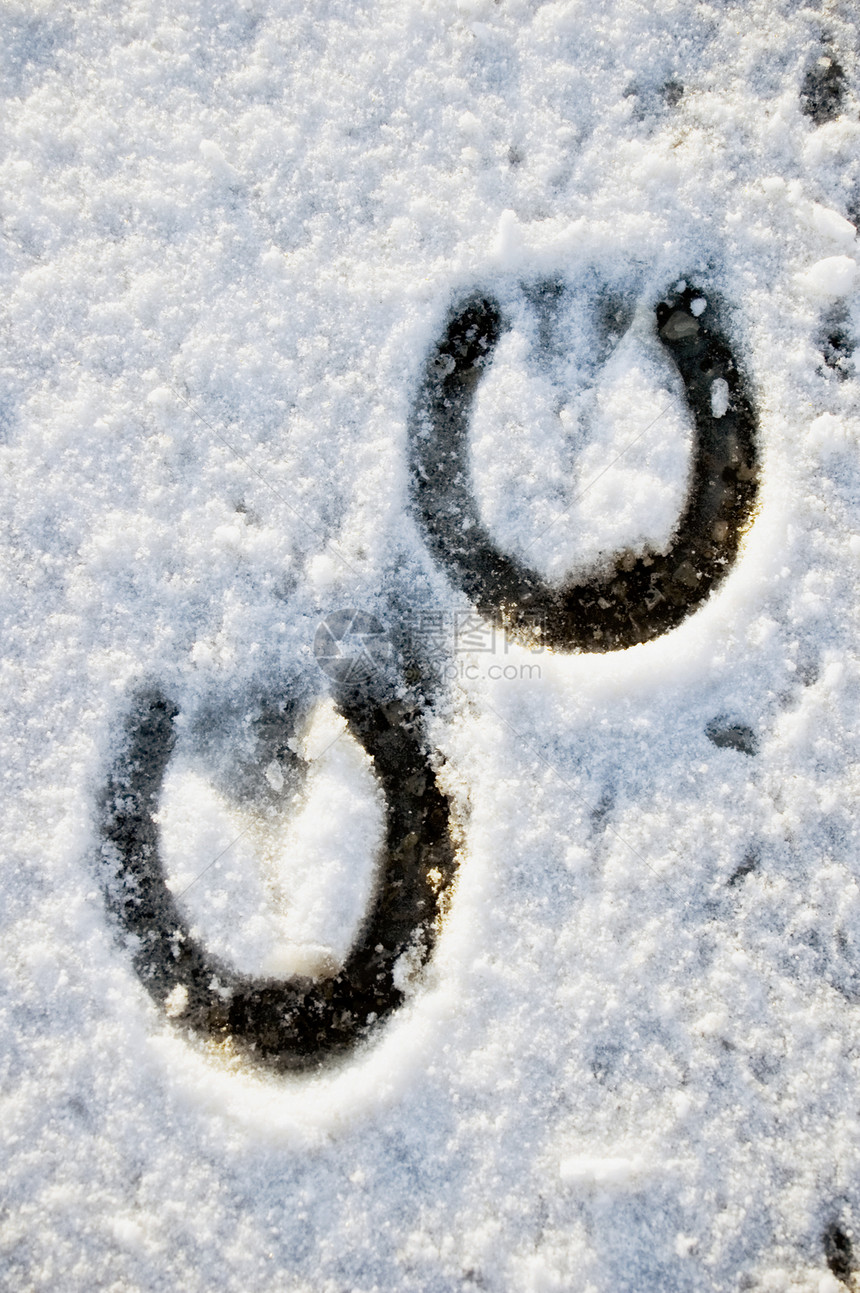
728, 852, 758, 886
800, 54, 846, 126
661, 80, 684, 108
820, 306, 855, 378
824, 1222, 854, 1284
705, 720, 759, 756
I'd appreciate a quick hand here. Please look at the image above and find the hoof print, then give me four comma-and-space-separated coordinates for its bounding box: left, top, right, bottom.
100, 688, 456, 1072
410, 280, 759, 654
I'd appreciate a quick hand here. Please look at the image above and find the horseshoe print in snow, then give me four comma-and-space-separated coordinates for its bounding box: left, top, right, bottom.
99, 282, 757, 1074
409, 282, 759, 652
100, 686, 456, 1073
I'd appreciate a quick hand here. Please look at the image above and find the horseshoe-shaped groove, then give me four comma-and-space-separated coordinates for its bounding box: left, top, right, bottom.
409, 282, 759, 652
99, 688, 456, 1072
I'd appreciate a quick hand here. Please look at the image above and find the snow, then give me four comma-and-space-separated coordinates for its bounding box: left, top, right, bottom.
157, 701, 383, 977
798, 255, 859, 299
469, 291, 692, 581
558, 1154, 651, 1187
711, 377, 730, 418
2, 0, 860, 1290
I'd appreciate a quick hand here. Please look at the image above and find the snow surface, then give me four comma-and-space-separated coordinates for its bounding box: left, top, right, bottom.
2, 0, 860, 1290
158, 701, 384, 977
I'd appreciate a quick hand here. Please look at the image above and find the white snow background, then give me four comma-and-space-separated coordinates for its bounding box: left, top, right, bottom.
2, 0, 860, 1289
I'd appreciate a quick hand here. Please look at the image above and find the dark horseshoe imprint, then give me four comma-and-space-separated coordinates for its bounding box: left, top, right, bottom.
409, 283, 759, 652
100, 280, 759, 1070
100, 686, 456, 1072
